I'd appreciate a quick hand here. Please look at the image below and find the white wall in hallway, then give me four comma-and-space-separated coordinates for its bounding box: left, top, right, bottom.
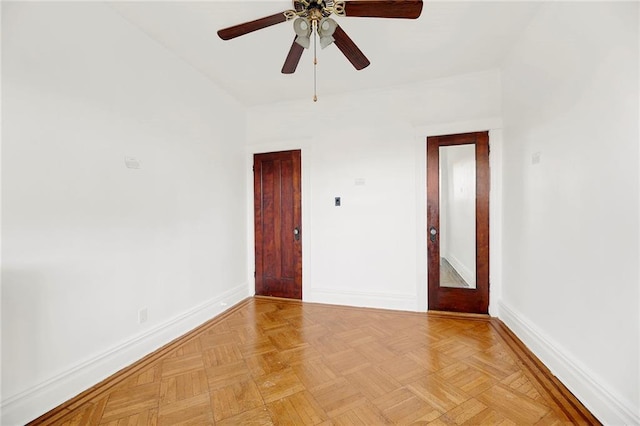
1, 3, 248, 424
247, 70, 502, 312
500, 2, 639, 424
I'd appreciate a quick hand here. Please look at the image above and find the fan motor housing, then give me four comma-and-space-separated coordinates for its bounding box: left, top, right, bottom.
295, 0, 334, 18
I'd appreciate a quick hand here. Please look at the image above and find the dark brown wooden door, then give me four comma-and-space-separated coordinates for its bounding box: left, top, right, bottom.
427, 132, 489, 314
254, 150, 302, 299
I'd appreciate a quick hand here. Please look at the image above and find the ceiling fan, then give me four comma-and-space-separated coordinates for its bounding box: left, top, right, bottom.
218, 0, 423, 77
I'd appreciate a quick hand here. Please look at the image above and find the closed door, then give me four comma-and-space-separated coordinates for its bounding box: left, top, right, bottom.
427, 132, 489, 314
254, 150, 302, 299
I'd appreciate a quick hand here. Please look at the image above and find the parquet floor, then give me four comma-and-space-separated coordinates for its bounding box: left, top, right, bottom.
31, 297, 599, 425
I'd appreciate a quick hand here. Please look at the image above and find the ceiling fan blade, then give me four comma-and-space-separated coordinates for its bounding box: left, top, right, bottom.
282, 38, 305, 74
333, 25, 370, 70
218, 12, 289, 40
343, 0, 423, 19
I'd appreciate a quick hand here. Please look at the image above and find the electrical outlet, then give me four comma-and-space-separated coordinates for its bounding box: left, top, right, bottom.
138, 308, 148, 324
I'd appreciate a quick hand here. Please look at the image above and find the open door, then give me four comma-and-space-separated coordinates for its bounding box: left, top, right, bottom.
427, 132, 489, 314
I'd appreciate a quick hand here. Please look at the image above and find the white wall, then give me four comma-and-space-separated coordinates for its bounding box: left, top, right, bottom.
500, 2, 639, 424
1, 3, 248, 424
247, 70, 502, 312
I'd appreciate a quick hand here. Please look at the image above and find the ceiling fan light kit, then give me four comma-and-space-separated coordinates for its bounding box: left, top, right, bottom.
217, 0, 423, 101
293, 17, 312, 48
319, 34, 335, 49
318, 18, 337, 49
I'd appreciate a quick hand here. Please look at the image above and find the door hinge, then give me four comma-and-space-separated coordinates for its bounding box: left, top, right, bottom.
254, 270, 256, 277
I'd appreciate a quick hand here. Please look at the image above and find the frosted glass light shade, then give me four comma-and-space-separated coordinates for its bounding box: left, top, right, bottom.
294, 18, 311, 37
320, 35, 335, 49
318, 18, 337, 36
295, 35, 311, 49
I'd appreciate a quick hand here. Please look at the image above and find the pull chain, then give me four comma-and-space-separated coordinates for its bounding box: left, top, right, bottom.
313, 20, 318, 102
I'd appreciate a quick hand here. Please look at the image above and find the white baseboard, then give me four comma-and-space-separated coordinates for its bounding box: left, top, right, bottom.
307, 288, 417, 312
1, 283, 249, 426
499, 301, 640, 425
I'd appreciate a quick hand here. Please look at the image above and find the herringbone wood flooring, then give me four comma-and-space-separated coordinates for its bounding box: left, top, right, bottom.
31, 297, 599, 425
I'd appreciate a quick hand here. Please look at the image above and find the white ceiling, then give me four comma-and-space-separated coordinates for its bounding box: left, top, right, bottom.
108, 1, 541, 106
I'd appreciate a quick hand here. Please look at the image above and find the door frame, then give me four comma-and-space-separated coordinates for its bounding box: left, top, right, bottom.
427, 131, 490, 314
